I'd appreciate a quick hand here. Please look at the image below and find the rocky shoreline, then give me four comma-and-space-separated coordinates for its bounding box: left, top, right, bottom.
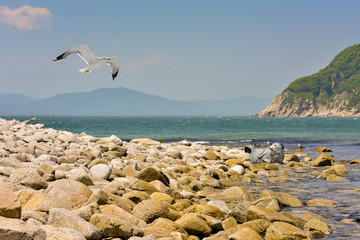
0, 117, 357, 239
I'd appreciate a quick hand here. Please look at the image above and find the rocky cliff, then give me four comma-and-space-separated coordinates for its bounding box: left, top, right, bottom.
255, 43, 360, 117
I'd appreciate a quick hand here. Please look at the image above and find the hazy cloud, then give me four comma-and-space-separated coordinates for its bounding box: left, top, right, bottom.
0, 5, 53, 31
124, 54, 172, 74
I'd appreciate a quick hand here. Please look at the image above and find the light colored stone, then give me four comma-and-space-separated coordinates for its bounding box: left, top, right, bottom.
184, 204, 223, 219
68, 167, 94, 186
229, 227, 263, 240
306, 199, 340, 207
41, 225, 86, 240
9, 168, 48, 190
228, 165, 245, 175
90, 164, 111, 180
48, 208, 101, 240
175, 213, 211, 237
0, 215, 46, 240
246, 206, 297, 225
206, 186, 255, 202
46, 179, 93, 209
265, 221, 310, 240
311, 154, 334, 167
134, 167, 169, 186
132, 199, 169, 223
89, 213, 143, 238
260, 190, 303, 207
0, 187, 21, 218
304, 218, 332, 235
99, 204, 147, 228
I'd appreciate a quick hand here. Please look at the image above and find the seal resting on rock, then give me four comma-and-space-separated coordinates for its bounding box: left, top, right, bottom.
245, 142, 284, 164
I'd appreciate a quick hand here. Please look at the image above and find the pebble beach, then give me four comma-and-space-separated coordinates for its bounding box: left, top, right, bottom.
0, 117, 360, 240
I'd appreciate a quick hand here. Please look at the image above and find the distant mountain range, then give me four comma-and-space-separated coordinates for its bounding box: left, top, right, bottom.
0, 87, 271, 116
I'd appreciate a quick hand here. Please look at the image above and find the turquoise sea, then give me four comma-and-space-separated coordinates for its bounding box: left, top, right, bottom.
2, 115, 360, 239
2, 115, 360, 160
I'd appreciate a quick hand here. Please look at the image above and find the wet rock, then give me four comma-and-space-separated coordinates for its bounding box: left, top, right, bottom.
252, 197, 281, 211
229, 227, 263, 240
0, 187, 21, 218
246, 206, 297, 225
265, 221, 310, 240
48, 208, 101, 240
314, 147, 333, 152
306, 199, 340, 207
0, 216, 47, 240
317, 163, 348, 179
89, 213, 143, 238
239, 219, 272, 236
206, 186, 255, 202
304, 218, 332, 236
284, 154, 300, 163
325, 174, 348, 181
175, 213, 211, 237
350, 159, 360, 164
311, 154, 334, 167
259, 190, 303, 207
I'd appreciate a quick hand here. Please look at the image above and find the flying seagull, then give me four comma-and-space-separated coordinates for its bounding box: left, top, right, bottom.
53, 45, 119, 80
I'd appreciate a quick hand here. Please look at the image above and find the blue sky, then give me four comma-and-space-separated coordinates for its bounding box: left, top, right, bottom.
1, 0, 360, 100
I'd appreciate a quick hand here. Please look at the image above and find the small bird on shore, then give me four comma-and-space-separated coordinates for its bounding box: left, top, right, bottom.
53, 45, 120, 80
297, 143, 305, 151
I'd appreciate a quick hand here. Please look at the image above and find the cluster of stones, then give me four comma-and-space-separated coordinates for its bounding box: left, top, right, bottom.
0, 117, 349, 240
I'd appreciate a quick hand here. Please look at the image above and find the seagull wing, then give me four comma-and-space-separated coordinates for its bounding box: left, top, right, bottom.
106, 57, 120, 80
53, 45, 98, 65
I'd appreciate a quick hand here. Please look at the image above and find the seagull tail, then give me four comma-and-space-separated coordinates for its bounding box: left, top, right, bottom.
79, 67, 91, 73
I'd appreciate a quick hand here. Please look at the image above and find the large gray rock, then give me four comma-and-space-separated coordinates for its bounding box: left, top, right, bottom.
0, 216, 46, 240
248, 143, 284, 164
48, 208, 101, 240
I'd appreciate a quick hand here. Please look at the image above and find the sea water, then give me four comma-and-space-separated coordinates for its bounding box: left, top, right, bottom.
2, 115, 359, 160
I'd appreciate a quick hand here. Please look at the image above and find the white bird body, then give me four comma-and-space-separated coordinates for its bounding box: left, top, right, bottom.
53, 45, 120, 80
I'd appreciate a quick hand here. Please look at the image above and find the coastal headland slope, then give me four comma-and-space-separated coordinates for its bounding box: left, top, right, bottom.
256, 43, 360, 117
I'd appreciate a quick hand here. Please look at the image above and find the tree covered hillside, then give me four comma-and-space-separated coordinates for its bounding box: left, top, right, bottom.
284, 43, 360, 109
